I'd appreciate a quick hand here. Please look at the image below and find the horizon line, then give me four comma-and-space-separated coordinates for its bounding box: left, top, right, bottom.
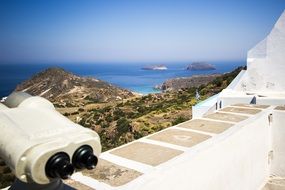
0, 59, 246, 65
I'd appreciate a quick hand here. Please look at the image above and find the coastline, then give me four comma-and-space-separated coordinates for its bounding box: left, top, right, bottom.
0, 62, 245, 97
0, 97, 7, 102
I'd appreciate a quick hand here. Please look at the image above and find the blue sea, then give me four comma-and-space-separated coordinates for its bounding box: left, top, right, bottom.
0, 61, 245, 98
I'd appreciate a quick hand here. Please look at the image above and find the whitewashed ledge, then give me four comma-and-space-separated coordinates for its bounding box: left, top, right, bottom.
66, 104, 283, 190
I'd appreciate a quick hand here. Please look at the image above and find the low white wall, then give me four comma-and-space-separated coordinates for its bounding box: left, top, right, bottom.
127, 111, 271, 190
228, 70, 246, 90
192, 94, 219, 118
271, 108, 285, 176
192, 103, 217, 119
192, 70, 246, 118
256, 97, 285, 106
192, 105, 214, 118
217, 95, 254, 109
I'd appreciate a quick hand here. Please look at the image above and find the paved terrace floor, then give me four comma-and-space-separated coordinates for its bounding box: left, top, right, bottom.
65, 104, 270, 190
262, 176, 285, 190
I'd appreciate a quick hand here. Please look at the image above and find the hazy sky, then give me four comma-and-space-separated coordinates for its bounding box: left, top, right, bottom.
0, 0, 284, 64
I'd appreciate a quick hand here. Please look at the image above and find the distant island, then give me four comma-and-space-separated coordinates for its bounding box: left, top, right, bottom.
186, 62, 216, 71
142, 64, 168, 70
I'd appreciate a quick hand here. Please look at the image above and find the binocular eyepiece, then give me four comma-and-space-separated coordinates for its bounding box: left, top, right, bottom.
45, 145, 98, 180
0, 92, 101, 184
45, 152, 74, 179
72, 145, 98, 170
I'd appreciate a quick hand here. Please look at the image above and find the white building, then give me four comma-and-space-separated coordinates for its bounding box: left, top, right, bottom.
194, 10, 285, 117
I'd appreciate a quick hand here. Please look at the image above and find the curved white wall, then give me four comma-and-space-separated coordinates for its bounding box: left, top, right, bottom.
236, 11, 285, 92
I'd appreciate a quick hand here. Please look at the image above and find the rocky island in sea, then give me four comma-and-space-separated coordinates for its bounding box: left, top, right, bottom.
155, 74, 221, 92
141, 64, 168, 70
186, 62, 216, 71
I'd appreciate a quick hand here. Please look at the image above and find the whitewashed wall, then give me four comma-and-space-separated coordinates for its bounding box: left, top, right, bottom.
217, 93, 254, 108
236, 11, 285, 92
124, 111, 271, 190
271, 108, 285, 176
256, 97, 285, 106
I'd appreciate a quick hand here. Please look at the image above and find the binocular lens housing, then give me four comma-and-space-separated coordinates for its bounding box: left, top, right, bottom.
45, 152, 74, 179
45, 145, 98, 180
72, 145, 98, 170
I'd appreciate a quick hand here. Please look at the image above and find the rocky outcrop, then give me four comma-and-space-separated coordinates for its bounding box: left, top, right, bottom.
156, 74, 221, 92
15, 68, 134, 107
186, 62, 216, 71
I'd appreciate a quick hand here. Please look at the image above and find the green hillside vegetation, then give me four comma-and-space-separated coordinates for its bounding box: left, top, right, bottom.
79, 66, 244, 151
0, 158, 15, 188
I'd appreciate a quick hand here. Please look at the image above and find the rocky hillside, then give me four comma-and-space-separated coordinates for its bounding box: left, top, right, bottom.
156, 74, 221, 92
15, 68, 135, 107
0, 158, 14, 189
186, 62, 216, 71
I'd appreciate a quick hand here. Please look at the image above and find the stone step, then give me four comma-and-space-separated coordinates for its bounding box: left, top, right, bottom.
110, 142, 183, 167
220, 106, 262, 115
65, 179, 94, 190
81, 159, 142, 187
147, 128, 210, 148
177, 119, 233, 134
232, 104, 269, 109
275, 106, 285, 111
205, 112, 249, 122
262, 177, 285, 190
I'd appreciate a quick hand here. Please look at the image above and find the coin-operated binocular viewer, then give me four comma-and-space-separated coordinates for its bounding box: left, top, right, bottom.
0, 92, 101, 190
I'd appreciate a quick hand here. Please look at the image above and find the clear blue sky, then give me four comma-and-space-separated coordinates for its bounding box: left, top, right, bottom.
0, 0, 284, 64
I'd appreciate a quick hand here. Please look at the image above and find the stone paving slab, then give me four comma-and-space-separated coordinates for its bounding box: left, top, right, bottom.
110, 142, 183, 166
220, 107, 261, 115
263, 183, 285, 190
82, 159, 142, 187
233, 104, 270, 109
148, 129, 210, 147
275, 106, 285, 111
262, 177, 285, 190
177, 119, 233, 134
64, 179, 94, 190
205, 112, 248, 122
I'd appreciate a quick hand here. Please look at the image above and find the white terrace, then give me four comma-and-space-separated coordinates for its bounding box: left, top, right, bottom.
66, 104, 285, 190
65, 11, 285, 190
